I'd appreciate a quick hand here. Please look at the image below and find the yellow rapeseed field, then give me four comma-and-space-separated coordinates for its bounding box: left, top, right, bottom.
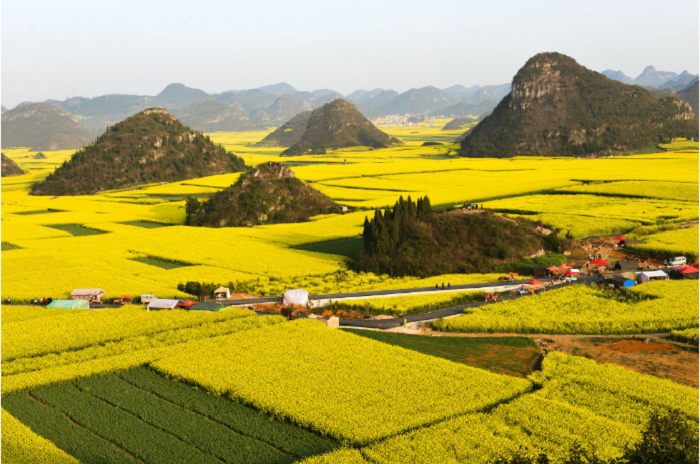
2, 135, 697, 303
151, 319, 533, 445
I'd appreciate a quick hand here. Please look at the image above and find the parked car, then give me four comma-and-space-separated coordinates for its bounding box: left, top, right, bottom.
140, 294, 156, 304
669, 256, 687, 267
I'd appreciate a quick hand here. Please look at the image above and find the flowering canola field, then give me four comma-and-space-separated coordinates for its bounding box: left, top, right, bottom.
434, 280, 698, 335
2, 303, 698, 463
2, 134, 698, 302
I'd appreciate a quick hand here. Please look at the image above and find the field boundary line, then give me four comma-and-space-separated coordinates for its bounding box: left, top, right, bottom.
26, 392, 143, 462
116, 374, 296, 457
73, 382, 228, 464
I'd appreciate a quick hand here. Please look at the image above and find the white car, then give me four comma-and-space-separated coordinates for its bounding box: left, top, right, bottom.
140, 294, 156, 304
668, 256, 686, 267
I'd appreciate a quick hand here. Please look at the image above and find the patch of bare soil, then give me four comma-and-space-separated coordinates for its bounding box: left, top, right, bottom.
541, 337, 698, 388
319, 309, 366, 320
229, 293, 260, 300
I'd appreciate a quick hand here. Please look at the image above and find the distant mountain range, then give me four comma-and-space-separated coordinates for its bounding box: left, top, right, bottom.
461, 52, 697, 158
1, 102, 95, 151
5, 81, 512, 141
6, 65, 694, 149
602, 66, 699, 90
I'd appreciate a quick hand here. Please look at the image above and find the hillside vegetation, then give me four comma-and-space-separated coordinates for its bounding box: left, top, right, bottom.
31, 109, 245, 195
356, 196, 562, 277
1, 154, 25, 177
461, 52, 698, 158
1, 102, 95, 151
281, 99, 398, 156
260, 111, 312, 147
185, 163, 342, 227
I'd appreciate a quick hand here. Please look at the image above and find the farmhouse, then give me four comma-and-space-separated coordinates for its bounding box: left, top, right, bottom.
146, 299, 182, 311
637, 270, 669, 283
606, 276, 636, 289
71, 288, 105, 303
213, 286, 231, 300
613, 259, 639, 272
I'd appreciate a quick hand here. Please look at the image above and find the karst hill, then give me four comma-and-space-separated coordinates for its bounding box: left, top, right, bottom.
32, 108, 246, 195
185, 163, 342, 227
460, 52, 698, 158
278, 99, 399, 156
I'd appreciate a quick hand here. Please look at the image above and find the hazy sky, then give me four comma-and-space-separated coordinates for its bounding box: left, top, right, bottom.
2, 0, 698, 107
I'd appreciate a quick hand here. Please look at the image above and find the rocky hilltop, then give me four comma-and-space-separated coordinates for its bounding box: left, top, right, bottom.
185, 163, 341, 227
1, 102, 95, 151
260, 111, 312, 147
32, 108, 246, 195
1, 153, 25, 177
281, 99, 399, 156
460, 52, 697, 158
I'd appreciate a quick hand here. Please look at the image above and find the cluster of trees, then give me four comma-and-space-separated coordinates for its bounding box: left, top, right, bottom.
356, 196, 561, 277
361, 195, 432, 255
177, 280, 258, 298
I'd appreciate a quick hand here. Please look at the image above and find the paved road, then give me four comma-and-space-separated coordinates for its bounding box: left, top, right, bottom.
220, 275, 608, 308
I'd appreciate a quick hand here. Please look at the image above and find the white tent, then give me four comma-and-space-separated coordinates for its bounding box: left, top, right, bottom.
637, 270, 669, 283
147, 299, 182, 311
282, 289, 309, 307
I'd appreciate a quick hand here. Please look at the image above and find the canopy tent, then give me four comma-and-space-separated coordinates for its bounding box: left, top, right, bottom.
590, 259, 610, 266
545, 266, 560, 272
637, 270, 669, 283
46, 299, 89, 309
557, 264, 572, 270
147, 299, 182, 311
678, 266, 699, 274
178, 300, 198, 308
613, 236, 626, 241
282, 289, 310, 307
563, 270, 579, 277
524, 279, 544, 286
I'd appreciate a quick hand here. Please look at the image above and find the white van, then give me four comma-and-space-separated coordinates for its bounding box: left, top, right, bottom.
668, 257, 686, 267
140, 294, 156, 304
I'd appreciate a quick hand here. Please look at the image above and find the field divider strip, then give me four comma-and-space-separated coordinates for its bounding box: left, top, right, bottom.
1, 316, 242, 365
116, 375, 295, 457
26, 392, 143, 462
72, 382, 228, 464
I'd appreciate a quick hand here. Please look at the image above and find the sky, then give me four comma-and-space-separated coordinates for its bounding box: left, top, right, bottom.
2, 0, 699, 107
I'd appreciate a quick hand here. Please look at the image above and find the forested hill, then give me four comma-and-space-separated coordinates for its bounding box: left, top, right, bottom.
1, 154, 25, 177
356, 196, 562, 277
31, 108, 246, 195
260, 111, 312, 147
460, 52, 698, 158
185, 163, 342, 227
281, 99, 399, 156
